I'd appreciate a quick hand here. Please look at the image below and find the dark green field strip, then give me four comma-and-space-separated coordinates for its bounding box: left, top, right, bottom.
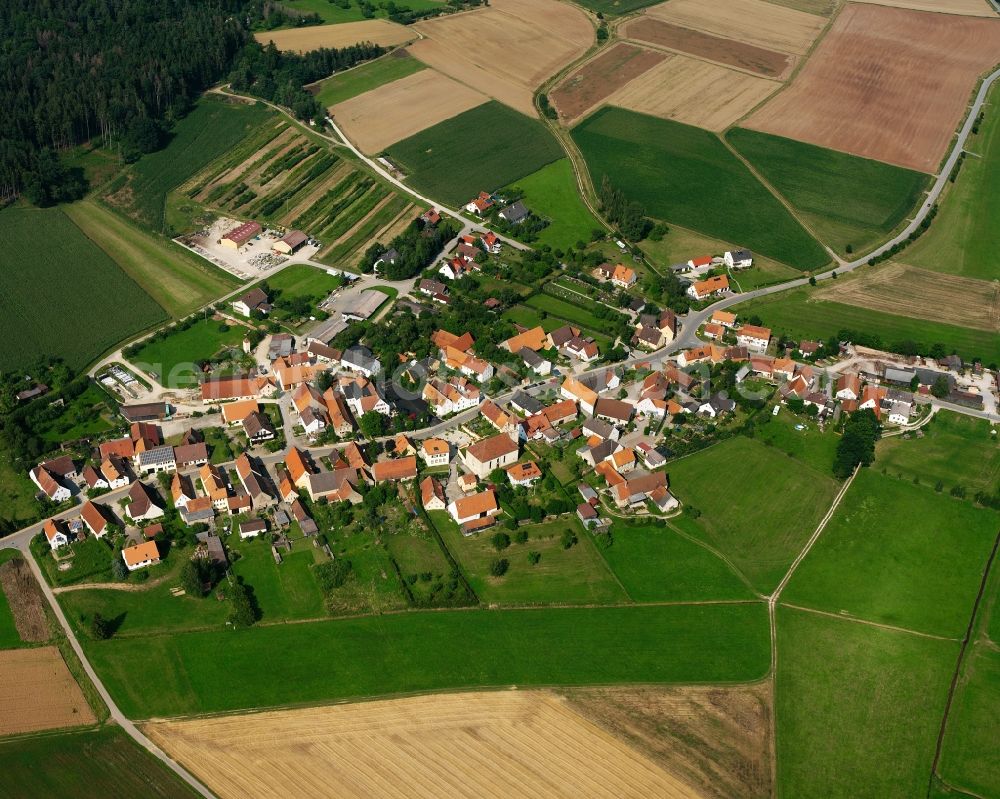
726, 128, 930, 254
292, 170, 366, 230
187, 120, 290, 199
316, 184, 391, 242
571, 107, 829, 270
85, 603, 770, 717
388, 101, 564, 207
321, 195, 410, 265
742, 287, 1000, 365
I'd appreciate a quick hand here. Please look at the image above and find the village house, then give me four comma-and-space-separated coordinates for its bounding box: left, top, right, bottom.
122, 540, 161, 571
577, 502, 601, 528
322, 388, 355, 437
341, 376, 391, 418
200, 375, 274, 403
612, 472, 674, 510
423, 376, 481, 417
173, 443, 209, 470
711, 310, 738, 328
180, 497, 215, 526
420, 476, 447, 511
200, 464, 232, 510
243, 411, 276, 444
595, 397, 634, 427
611, 264, 637, 289
448, 488, 500, 534
503, 326, 547, 354
341, 346, 381, 378
464, 192, 494, 215
736, 324, 772, 353
421, 439, 450, 467
29, 456, 77, 503
687, 275, 729, 300
519, 347, 551, 376
235, 453, 277, 509
481, 399, 518, 435
560, 377, 598, 416
222, 398, 260, 425
462, 432, 519, 479
542, 399, 578, 427
232, 287, 270, 318
481, 231, 502, 254
563, 335, 600, 362
126, 481, 164, 522
372, 456, 418, 484
507, 460, 543, 487
80, 500, 113, 538
42, 518, 70, 550
510, 392, 543, 417
421, 207, 441, 226
836, 373, 861, 401
136, 445, 176, 475
171, 472, 196, 509
724, 249, 753, 269
499, 200, 529, 224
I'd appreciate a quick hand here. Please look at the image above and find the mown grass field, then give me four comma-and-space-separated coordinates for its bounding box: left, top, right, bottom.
742, 286, 1000, 364
904, 83, 1000, 280
755, 409, 840, 475
878, 411, 1000, 497
783, 470, 999, 638
265, 0, 445, 26
524, 293, 617, 335
388, 101, 564, 206
429, 512, 627, 605
128, 318, 248, 387
84, 603, 770, 717
666, 436, 841, 594
938, 560, 1000, 798
107, 96, 274, 233
504, 158, 603, 250
600, 521, 756, 601
726, 128, 929, 256
312, 52, 426, 107
36, 383, 116, 445
64, 198, 238, 318
0, 206, 166, 372
0, 725, 198, 798
571, 108, 829, 269
775, 606, 958, 799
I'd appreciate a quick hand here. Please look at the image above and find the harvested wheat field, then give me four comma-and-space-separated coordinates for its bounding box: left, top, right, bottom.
0, 647, 95, 735
331, 69, 488, 153
745, 4, 1000, 172
860, 0, 997, 15
564, 684, 773, 799
0, 557, 49, 643
609, 54, 780, 131
407, 0, 593, 115
624, 18, 796, 79
145, 691, 704, 799
816, 263, 1000, 332
254, 20, 414, 53
645, 0, 826, 55
552, 44, 668, 125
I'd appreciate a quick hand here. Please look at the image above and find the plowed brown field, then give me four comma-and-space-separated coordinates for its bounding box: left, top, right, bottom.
552, 44, 668, 125
610, 54, 779, 131
145, 691, 705, 799
624, 18, 795, 79
645, 0, 826, 55
331, 69, 488, 153
745, 4, 1000, 172
816, 263, 1000, 331
860, 0, 996, 15
0, 557, 49, 642
0, 647, 95, 735
407, 0, 593, 115
254, 20, 414, 52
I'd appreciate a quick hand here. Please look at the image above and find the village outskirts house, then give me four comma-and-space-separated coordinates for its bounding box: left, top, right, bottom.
448, 489, 500, 534
121, 540, 161, 571
724, 249, 753, 269
232, 287, 270, 318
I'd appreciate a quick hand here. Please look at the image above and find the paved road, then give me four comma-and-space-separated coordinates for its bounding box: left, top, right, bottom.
14, 538, 216, 798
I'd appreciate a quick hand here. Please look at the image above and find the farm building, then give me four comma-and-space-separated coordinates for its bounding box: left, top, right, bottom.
342, 289, 388, 322
120, 402, 170, 422
272, 230, 308, 255
121, 540, 161, 571
220, 221, 262, 250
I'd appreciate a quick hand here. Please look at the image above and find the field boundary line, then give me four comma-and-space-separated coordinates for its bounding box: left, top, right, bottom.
927, 526, 1000, 797
17, 542, 217, 799
778, 603, 961, 643
664, 519, 763, 599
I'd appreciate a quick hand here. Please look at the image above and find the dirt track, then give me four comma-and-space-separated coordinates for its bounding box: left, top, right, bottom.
0, 646, 96, 735
146, 691, 705, 799
745, 4, 1000, 172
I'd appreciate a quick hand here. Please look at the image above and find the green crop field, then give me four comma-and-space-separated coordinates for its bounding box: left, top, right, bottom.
877, 411, 1000, 497
0, 725, 198, 798
571, 108, 829, 269
937, 563, 1000, 797
128, 317, 248, 387
666, 436, 841, 593
0, 551, 21, 648
313, 52, 426, 107
429, 512, 627, 604
388, 101, 564, 207
84, 603, 770, 717
726, 128, 929, 255
266, 0, 445, 26
775, 606, 958, 798
64, 199, 238, 318
599, 521, 756, 601
504, 159, 603, 250
742, 287, 1000, 365
36, 383, 116, 445
108, 96, 274, 233
904, 84, 1000, 280
572, 0, 662, 12
783, 470, 999, 638
0, 206, 167, 372
755, 409, 840, 474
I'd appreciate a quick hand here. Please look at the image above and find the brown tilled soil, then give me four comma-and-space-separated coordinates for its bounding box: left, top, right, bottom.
0, 647, 96, 735
745, 4, 1000, 172
561, 683, 773, 799
624, 18, 794, 79
551, 44, 668, 124
816, 262, 1000, 332
0, 557, 50, 643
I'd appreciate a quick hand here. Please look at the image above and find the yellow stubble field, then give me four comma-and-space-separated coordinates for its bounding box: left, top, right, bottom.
0, 647, 96, 735
254, 20, 414, 53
